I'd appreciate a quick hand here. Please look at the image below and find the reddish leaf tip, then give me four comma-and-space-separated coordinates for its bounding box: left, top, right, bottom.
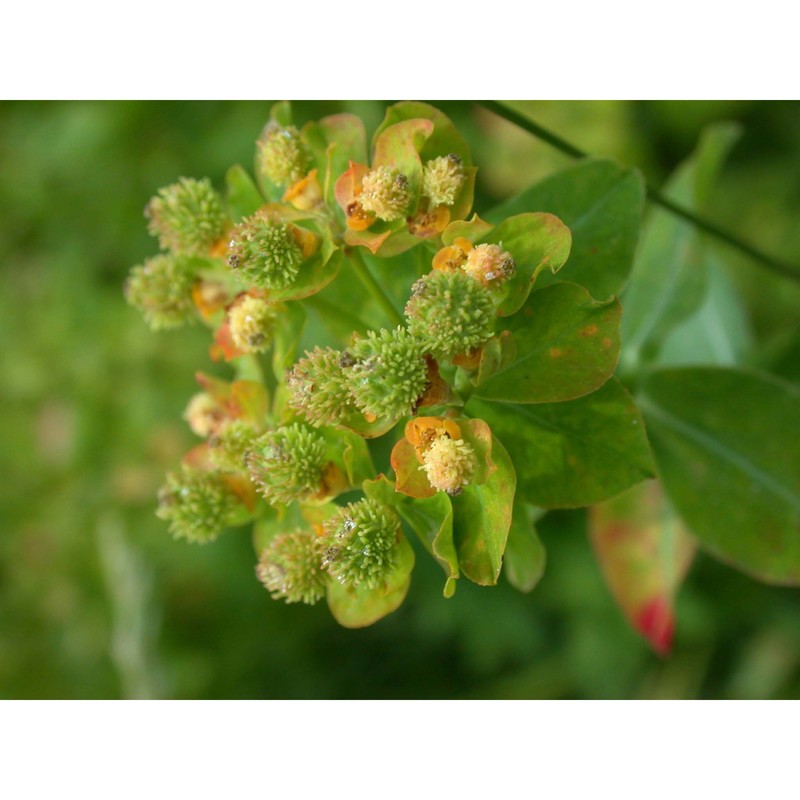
635, 595, 674, 656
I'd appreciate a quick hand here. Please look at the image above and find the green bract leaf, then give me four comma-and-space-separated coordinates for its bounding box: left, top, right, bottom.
657, 253, 754, 368
374, 101, 472, 166
326, 534, 415, 627
589, 480, 696, 655
620, 124, 741, 373
468, 379, 656, 508
323, 428, 375, 489
442, 214, 494, 245
269, 101, 292, 127
315, 113, 368, 206
452, 434, 515, 586
639, 366, 800, 586
484, 213, 572, 316
225, 165, 264, 222
487, 159, 645, 300
372, 118, 433, 204
272, 301, 306, 380
473, 282, 621, 404
503, 503, 546, 594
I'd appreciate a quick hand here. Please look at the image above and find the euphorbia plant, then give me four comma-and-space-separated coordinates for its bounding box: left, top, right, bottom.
126, 101, 800, 648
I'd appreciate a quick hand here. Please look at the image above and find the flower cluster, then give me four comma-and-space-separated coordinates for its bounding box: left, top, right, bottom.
126, 101, 567, 628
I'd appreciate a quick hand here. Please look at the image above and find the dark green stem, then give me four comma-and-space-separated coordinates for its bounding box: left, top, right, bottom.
346, 247, 404, 327
476, 100, 800, 284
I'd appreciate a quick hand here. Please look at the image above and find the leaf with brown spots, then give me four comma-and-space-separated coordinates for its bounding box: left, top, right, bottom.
473, 281, 621, 404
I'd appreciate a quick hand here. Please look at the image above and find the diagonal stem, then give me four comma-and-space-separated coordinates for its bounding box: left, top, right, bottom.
346, 246, 404, 327
476, 100, 800, 284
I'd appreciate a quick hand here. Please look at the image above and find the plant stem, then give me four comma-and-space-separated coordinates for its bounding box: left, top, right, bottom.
346, 247, 404, 327
476, 100, 800, 285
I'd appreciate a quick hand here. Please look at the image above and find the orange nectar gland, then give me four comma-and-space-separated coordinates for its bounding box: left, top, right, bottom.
282, 169, 323, 211
406, 416, 463, 459
432, 238, 472, 273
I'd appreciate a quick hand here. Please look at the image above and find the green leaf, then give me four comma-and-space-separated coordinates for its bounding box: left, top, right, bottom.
473, 282, 621, 404
442, 214, 494, 245
620, 124, 741, 373
468, 379, 656, 508
334, 428, 376, 489
316, 113, 368, 206
484, 213, 572, 316
452, 434, 515, 585
225, 164, 264, 222
639, 366, 800, 586
503, 503, 546, 594
589, 480, 696, 654
657, 253, 754, 368
487, 159, 645, 300
372, 118, 433, 202
269, 101, 292, 127
398, 492, 459, 598
326, 534, 415, 627
271, 301, 306, 380
373, 101, 472, 166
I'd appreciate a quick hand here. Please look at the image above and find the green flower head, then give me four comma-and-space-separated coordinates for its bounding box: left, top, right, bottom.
318, 499, 401, 589
286, 347, 355, 427
209, 420, 260, 473
246, 423, 327, 506
156, 464, 241, 544
256, 529, 328, 605
227, 215, 305, 290
405, 271, 495, 359
257, 122, 312, 187
125, 253, 197, 330
344, 327, 429, 420
228, 295, 279, 353
145, 177, 226, 255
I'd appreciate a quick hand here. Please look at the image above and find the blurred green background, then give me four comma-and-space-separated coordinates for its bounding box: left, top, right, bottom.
1, 100, 799, 699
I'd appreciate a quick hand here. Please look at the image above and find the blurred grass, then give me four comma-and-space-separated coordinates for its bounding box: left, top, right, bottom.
1, 100, 799, 699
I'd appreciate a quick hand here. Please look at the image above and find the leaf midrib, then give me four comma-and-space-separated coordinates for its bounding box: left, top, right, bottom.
639, 395, 800, 513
